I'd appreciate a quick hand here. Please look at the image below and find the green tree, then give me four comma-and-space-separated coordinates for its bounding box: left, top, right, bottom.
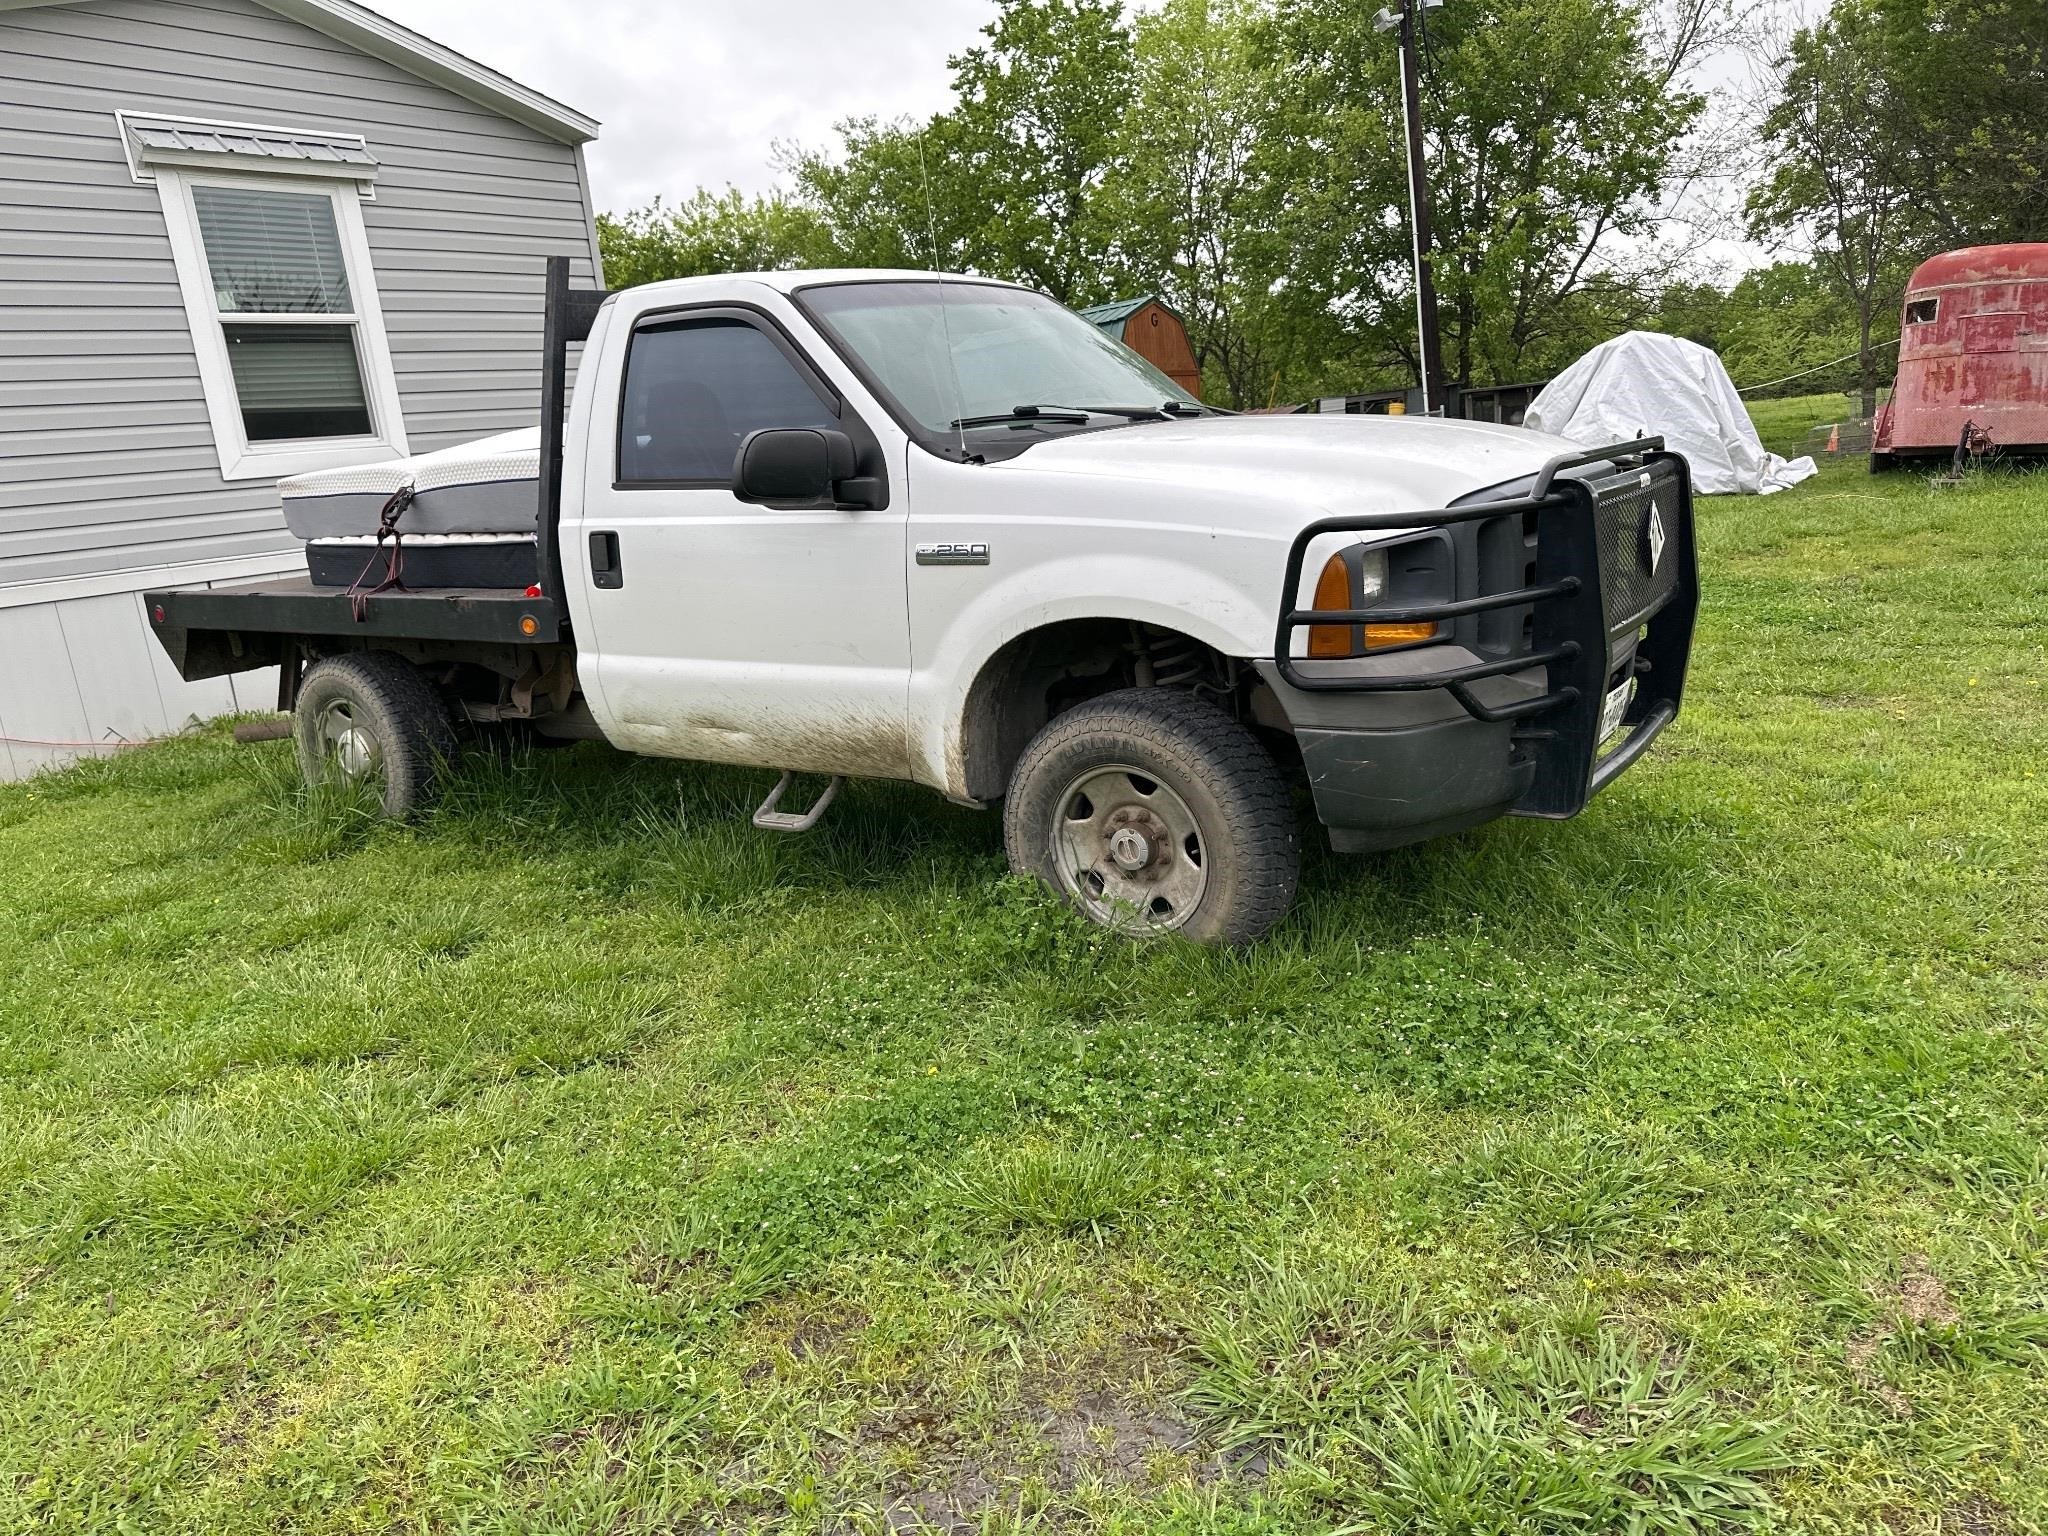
596, 189, 838, 288
786, 1, 1139, 304
784, 115, 973, 271
1748, 2, 1922, 416
1714, 261, 1862, 398
1260, 0, 1711, 393
1097, 0, 1295, 406
1866, 0, 2048, 245
1648, 280, 1734, 352
942, 0, 1138, 303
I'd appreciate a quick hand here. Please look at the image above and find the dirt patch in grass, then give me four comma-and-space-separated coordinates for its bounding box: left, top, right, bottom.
1897, 1255, 1960, 1328
866, 1360, 1256, 1531
206, 1387, 285, 1455
1040, 1390, 1205, 1479
1845, 1331, 1916, 1419
860, 1388, 965, 1457
525, 1411, 648, 1485
1942, 1495, 2014, 1536
1846, 1253, 1962, 1419
877, 1393, 1227, 1532
761, 1298, 870, 1363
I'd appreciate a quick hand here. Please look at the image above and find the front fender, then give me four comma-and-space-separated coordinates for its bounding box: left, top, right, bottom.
907, 548, 1279, 796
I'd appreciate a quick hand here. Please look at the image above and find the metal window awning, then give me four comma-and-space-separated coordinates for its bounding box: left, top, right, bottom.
117, 112, 379, 186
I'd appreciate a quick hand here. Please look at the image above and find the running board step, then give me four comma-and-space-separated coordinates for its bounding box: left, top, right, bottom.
752, 771, 844, 833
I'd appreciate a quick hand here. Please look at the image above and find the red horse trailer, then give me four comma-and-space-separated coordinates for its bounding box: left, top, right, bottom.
1872, 243, 2048, 468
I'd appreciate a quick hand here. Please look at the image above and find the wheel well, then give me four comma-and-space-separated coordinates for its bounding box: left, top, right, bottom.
956, 620, 1256, 801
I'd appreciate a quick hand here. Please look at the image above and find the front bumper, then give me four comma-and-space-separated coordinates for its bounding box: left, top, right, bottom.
1268, 439, 1699, 848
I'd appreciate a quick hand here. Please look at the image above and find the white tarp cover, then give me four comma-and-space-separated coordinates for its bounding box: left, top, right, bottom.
1524, 331, 1817, 495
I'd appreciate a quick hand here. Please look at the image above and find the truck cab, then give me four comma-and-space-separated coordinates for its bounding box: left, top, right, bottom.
149, 261, 1700, 944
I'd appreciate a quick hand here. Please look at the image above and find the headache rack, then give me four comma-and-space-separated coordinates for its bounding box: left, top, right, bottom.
537, 254, 611, 606
1272, 437, 1699, 818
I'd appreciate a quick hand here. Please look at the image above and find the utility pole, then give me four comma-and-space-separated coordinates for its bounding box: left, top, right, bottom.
1375, 0, 1447, 415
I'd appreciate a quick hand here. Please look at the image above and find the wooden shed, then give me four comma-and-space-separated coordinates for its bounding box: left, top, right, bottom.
1078, 296, 1203, 399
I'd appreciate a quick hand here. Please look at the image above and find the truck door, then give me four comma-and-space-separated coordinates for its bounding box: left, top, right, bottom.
573, 307, 913, 777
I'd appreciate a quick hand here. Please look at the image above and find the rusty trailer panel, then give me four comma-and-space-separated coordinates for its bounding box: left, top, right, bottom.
1875, 243, 2048, 460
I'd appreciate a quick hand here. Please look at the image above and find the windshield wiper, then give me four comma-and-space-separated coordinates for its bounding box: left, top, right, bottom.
1066, 402, 1216, 420
947, 402, 1214, 431
1057, 403, 1171, 420
949, 404, 1094, 430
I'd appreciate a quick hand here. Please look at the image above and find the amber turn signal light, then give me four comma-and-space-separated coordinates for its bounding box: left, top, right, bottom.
1306, 551, 1443, 656
1307, 552, 1354, 657
1363, 621, 1440, 648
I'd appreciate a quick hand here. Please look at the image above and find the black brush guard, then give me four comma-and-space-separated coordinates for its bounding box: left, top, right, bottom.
1273, 438, 1699, 819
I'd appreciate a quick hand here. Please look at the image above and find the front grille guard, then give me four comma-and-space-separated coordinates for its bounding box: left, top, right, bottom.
1273, 437, 1699, 818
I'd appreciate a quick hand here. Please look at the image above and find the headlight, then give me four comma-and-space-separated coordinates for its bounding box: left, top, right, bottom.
1305, 539, 1445, 658
1356, 547, 1388, 605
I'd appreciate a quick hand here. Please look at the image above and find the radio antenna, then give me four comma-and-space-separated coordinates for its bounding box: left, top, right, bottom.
916, 127, 970, 461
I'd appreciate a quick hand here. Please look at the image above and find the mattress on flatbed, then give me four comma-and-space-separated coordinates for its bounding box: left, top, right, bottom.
305, 533, 539, 590
280, 427, 540, 539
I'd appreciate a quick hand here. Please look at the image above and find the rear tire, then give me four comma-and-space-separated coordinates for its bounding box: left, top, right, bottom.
292, 652, 458, 819
1002, 688, 1299, 944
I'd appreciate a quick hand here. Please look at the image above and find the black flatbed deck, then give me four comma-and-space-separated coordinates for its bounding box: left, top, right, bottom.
145, 578, 564, 682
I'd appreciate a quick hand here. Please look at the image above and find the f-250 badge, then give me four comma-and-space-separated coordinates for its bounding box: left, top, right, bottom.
916, 542, 991, 566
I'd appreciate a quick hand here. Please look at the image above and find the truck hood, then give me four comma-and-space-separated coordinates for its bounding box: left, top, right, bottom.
991, 413, 1584, 520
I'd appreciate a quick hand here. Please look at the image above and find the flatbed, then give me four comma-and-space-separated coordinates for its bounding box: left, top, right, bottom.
146, 578, 564, 692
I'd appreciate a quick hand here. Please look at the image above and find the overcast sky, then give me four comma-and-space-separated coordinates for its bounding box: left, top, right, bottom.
373, 0, 992, 213
370, 0, 1832, 274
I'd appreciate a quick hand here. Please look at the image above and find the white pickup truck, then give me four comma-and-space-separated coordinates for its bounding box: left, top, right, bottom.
149, 259, 1699, 943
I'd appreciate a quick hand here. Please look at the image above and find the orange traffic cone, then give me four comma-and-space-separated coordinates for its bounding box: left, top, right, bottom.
1826, 423, 1840, 453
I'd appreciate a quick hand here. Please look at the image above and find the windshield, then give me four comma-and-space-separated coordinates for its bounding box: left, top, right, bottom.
797, 281, 1201, 445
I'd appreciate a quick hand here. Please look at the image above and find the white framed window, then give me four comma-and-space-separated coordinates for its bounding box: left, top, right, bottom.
153, 167, 408, 481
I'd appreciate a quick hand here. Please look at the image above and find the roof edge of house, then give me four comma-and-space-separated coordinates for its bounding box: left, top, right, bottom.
0, 0, 599, 144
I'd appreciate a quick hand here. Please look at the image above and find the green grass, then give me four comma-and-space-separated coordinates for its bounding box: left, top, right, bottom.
4, 456, 2046, 1534
1742, 392, 1863, 462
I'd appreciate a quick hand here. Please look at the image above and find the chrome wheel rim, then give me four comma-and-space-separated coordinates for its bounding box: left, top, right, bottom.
314, 699, 381, 784
1050, 763, 1207, 933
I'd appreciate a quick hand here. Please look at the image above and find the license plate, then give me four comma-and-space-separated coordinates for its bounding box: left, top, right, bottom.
1599, 678, 1635, 743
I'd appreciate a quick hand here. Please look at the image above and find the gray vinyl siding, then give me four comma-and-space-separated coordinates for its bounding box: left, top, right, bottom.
0, 0, 601, 594
0, 584, 279, 780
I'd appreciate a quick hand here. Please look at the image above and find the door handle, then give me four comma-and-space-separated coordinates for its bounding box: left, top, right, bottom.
588, 530, 622, 589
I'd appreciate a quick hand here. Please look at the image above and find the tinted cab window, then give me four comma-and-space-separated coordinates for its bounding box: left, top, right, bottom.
618, 318, 837, 484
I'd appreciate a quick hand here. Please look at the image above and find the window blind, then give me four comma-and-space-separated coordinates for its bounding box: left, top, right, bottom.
193, 184, 353, 315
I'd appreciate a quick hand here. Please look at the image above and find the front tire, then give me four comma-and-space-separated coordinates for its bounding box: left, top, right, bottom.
1002, 688, 1299, 944
292, 652, 458, 819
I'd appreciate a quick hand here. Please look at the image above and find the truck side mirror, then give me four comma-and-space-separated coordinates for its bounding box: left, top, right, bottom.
733, 428, 860, 507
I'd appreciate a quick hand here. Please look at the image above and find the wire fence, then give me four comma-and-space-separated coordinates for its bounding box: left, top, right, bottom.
1737, 339, 1900, 397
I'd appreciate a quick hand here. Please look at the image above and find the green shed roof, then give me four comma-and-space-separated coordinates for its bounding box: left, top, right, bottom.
1076, 295, 1173, 331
